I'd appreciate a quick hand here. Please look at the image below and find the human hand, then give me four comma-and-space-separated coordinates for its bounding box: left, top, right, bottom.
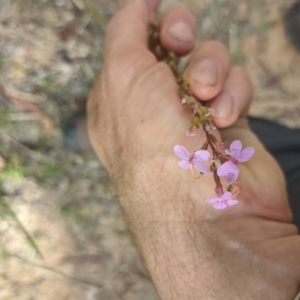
88, 0, 300, 299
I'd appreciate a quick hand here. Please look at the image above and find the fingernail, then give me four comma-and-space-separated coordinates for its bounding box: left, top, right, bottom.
214, 93, 232, 118
189, 59, 218, 86
145, 0, 160, 13
167, 21, 195, 44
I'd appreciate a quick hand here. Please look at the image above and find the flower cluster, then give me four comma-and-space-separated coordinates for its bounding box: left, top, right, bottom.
149, 23, 255, 210
174, 140, 254, 209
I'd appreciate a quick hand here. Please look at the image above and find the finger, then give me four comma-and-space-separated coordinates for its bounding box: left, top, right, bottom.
159, 6, 197, 55
184, 41, 230, 100
146, 0, 161, 13
104, 0, 160, 61
210, 67, 253, 128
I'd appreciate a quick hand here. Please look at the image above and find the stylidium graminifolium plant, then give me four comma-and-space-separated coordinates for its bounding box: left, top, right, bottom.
149, 24, 255, 210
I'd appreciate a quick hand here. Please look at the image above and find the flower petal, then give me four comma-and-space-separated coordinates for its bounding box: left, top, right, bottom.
193, 162, 210, 173
221, 192, 232, 200
173, 145, 190, 160
178, 160, 190, 169
205, 197, 219, 203
230, 140, 242, 159
238, 147, 255, 162
214, 201, 227, 209
193, 150, 210, 162
226, 170, 239, 184
217, 161, 236, 177
227, 199, 239, 206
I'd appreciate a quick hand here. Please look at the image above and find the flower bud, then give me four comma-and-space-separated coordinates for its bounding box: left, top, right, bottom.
155, 45, 162, 56
199, 105, 208, 116
153, 31, 159, 39
187, 96, 196, 106
168, 51, 176, 59
191, 116, 200, 128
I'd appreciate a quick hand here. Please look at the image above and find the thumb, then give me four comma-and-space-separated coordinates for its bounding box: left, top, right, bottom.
104, 0, 160, 62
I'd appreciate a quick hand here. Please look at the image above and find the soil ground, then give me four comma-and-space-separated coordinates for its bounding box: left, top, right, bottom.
0, 0, 299, 299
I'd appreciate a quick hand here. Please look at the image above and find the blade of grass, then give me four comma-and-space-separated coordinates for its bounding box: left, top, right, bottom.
0, 196, 44, 259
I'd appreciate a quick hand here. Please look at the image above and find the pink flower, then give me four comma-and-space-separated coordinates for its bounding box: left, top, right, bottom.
192, 103, 199, 115
205, 192, 239, 210
208, 108, 215, 115
205, 124, 216, 134
173, 145, 211, 173
217, 140, 255, 184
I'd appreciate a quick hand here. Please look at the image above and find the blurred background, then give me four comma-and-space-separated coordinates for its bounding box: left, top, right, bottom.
0, 0, 299, 299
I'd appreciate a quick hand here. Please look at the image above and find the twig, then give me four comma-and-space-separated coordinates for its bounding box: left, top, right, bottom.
8, 253, 105, 289
0, 129, 55, 164
8, 113, 40, 121
8, 253, 127, 299
5, 88, 44, 103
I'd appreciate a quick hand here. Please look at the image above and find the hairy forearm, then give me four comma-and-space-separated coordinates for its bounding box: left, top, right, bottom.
115, 161, 221, 299
120, 196, 211, 299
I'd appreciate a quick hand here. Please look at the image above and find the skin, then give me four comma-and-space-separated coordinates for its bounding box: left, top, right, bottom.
87, 0, 300, 299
